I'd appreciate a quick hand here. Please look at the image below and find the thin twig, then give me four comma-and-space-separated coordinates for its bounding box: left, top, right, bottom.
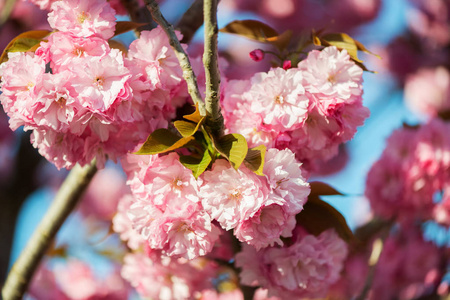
176, 0, 204, 44
144, 0, 206, 116
2, 160, 98, 300
355, 228, 390, 300
203, 0, 223, 137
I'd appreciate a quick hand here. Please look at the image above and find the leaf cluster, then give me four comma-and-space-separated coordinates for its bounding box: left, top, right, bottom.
135, 105, 266, 178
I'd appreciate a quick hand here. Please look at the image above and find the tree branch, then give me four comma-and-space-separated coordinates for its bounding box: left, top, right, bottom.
1, 160, 98, 300
176, 0, 204, 44
144, 0, 206, 116
203, 0, 223, 137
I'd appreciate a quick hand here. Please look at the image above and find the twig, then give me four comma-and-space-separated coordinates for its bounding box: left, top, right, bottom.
1, 160, 98, 300
176, 0, 204, 44
144, 0, 206, 116
203, 0, 223, 137
355, 228, 390, 300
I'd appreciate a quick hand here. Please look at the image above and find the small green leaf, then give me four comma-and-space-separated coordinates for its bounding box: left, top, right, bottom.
220, 20, 293, 51
220, 20, 278, 42
174, 117, 205, 137
321, 33, 361, 62
184, 104, 203, 123
244, 145, 266, 176
296, 196, 354, 243
213, 133, 248, 169
114, 21, 147, 36
180, 150, 213, 179
134, 128, 194, 155
1, 30, 51, 64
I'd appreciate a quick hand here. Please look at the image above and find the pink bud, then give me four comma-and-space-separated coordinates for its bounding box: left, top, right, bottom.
282, 60, 292, 70
249, 49, 264, 61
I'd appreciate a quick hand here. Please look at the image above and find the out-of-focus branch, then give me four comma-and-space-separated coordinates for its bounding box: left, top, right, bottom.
0, 132, 42, 286
176, 0, 204, 44
1, 159, 98, 300
0, 0, 17, 26
355, 228, 389, 300
144, 0, 206, 116
203, 0, 223, 137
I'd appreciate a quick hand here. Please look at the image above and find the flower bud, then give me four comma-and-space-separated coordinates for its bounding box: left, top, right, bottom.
249, 49, 265, 61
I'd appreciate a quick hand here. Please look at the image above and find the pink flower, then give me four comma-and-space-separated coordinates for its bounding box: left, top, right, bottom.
0, 52, 46, 130
248, 67, 309, 132
236, 228, 348, 299
371, 227, 442, 299
298, 46, 363, 104
69, 49, 132, 117
199, 159, 269, 230
38, 32, 110, 72
249, 49, 265, 62
127, 27, 184, 91
48, 0, 116, 39
405, 67, 450, 118
121, 252, 216, 299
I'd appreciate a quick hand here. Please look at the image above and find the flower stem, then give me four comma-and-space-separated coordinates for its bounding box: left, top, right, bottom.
203, 0, 224, 137
144, 0, 206, 116
1, 160, 98, 300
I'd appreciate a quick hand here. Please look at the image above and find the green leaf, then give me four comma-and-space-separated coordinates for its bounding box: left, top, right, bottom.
219, 20, 293, 51
180, 150, 213, 179
213, 133, 248, 169
220, 20, 278, 41
244, 145, 266, 176
321, 33, 361, 62
1, 30, 51, 64
134, 128, 194, 155
174, 118, 205, 137
184, 104, 203, 123
296, 197, 354, 243
114, 21, 147, 36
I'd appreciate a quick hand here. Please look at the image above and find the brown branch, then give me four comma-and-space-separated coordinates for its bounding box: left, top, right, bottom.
203, 0, 223, 137
2, 160, 98, 300
176, 0, 204, 44
144, 0, 206, 116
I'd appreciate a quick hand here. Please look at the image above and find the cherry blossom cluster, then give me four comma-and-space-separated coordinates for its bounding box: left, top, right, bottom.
330, 226, 443, 299
121, 250, 237, 299
365, 119, 450, 223
222, 46, 370, 171
236, 227, 348, 299
29, 259, 128, 299
0, 0, 186, 169
117, 147, 310, 260
404, 66, 450, 118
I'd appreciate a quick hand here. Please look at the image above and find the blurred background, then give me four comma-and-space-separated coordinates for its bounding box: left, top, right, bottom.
1, 0, 449, 298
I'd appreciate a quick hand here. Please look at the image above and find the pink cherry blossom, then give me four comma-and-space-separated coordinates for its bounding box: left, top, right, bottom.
112, 194, 146, 250
121, 252, 216, 299
0, 52, 46, 130
48, 0, 116, 39
199, 159, 269, 230
248, 67, 309, 132
405, 67, 450, 118
236, 228, 348, 299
